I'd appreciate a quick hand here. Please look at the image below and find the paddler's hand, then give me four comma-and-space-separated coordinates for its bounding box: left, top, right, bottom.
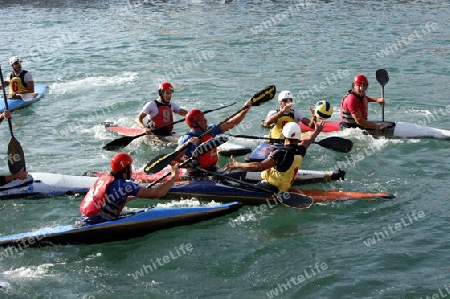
144, 127, 153, 135
312, 120, 325, 134
187, 137, 199, 146
224, 155, 238, 172
378, 122, 387, 130
376, 97, 385, 106
11, 168, 28, 181
170, 164, 180, 178
244, 99, 253, 109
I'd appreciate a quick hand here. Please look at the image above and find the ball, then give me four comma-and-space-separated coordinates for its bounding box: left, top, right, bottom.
314, 101, 333, 119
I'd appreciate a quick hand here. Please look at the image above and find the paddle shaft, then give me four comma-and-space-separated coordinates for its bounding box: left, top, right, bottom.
381, 85, 385, 122
103, 102, 238, 151
195, 167, 312, 209
0, 65, 14, 137
226, 134, 353, 153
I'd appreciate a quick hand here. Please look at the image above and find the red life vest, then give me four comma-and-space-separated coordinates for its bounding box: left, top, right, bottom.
80, 175, 115, 217
196, 134, 218, 169
150, 100, 174, 134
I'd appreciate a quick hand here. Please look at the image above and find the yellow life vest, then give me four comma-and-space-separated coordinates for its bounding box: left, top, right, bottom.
9, 77, 26, 94
269, 114, 295, 139
261, 154, 302, 192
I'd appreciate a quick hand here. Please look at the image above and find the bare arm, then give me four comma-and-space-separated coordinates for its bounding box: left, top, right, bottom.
299, 120, 324, 149
135, 165, 179, 198
224, 155, 275, 172
178, 108, 188, 116
220, 100, 252, 132
135, 112, 153, 134
351, 111, 386, 130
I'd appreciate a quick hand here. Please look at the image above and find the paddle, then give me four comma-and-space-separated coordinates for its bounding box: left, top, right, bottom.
226, 134, 353, 153
103, 101, 238, 151
145, 136, 229, 187
0, 64, 26, 174
194, 167, 313, 209
376, 69, 389, 122
143, 85, 276, 174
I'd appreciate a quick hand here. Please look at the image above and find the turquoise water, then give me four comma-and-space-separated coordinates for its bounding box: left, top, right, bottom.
1, 1, 449, 298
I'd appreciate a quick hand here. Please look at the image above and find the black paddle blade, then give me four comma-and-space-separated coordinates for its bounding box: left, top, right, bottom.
103, 134, 143, 151
250, 85, 276, 107
8, 137, 26, 174
276, 192, 314, 209
144, 152, 179, 174
376, 69, 389, 87
316, 137, 353, 153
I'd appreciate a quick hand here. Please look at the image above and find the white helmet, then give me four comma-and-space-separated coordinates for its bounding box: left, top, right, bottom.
277, 90, 294, 103
282, 122, 301, 139
9, 56, 21, 66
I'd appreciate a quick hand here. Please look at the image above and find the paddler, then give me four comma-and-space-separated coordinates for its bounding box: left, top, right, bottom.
224, 122, 324, 192
175, 99, 253, 173
0, 56, 35, 99
340, 74, 387, 130
135, 82, 188, 136
79, 153, 179, 225
0, 110, 28, 186
262, 90, 315, 139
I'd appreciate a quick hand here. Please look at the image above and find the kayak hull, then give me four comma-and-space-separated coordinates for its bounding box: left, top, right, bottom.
299, 121, 450, 139
0, 202, 242, 248
0, 85, 48, 113
166, 180, 395, 205
103, 122, 252, 156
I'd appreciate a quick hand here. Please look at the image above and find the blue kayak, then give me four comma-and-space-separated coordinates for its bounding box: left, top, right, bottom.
245, 142, 283, 162
0, 84, 48, 112
0, 202, 242, 248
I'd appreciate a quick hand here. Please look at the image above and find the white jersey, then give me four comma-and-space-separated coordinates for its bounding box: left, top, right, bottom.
141, 100, 181, 118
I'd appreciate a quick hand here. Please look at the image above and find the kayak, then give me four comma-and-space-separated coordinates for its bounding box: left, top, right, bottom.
0, 202, 242, 248
299, 121, 450, 140
87, 167, 346, 185
102, 122, 252, 156
245, 142, 284, 162
0, 85, 48, 113
166, 180, 395, 205
0, 172, 96, 199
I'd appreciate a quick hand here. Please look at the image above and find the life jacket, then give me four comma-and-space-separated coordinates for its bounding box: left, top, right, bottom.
269, 111, 295, 139
150, 100, 174, 135
80, 175, 115, 217
261, 146, 303, 192
8, 71, 28, 94
340, 90, 368, 128
188, 133, 218, 169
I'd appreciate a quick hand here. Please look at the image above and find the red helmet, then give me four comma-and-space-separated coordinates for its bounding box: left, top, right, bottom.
185, 109, 205, 127
110, 153, 133, 173
158, 82, 174, 91
354, 74, 368, 86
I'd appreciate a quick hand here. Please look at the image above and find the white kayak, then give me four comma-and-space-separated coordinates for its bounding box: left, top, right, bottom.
0, 172, 96, 199
299, 121, 450, 140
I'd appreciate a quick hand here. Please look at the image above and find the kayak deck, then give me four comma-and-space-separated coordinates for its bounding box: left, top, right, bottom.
0, 84, 48, 113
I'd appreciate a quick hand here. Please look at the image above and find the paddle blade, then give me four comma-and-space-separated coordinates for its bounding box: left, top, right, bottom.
316, 137, 353, 153
103, 134, 142, 151
8, 137, 26, 174
276, 191, 314, 209
250, 85, 276, 107
376, 69, 389, 87
144, 152, 179, 174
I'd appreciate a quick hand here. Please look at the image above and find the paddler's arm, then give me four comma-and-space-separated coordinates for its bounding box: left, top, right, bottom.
224, 155, 275, 172
173, 136, 200, 163
136, 164, 179, 198
135, 112, 153, 135
367, 96, 385, 106
220, 99, 252, 132
0, 170, 28, 186
299, 120, 324, 149
351, 111, 386, 130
